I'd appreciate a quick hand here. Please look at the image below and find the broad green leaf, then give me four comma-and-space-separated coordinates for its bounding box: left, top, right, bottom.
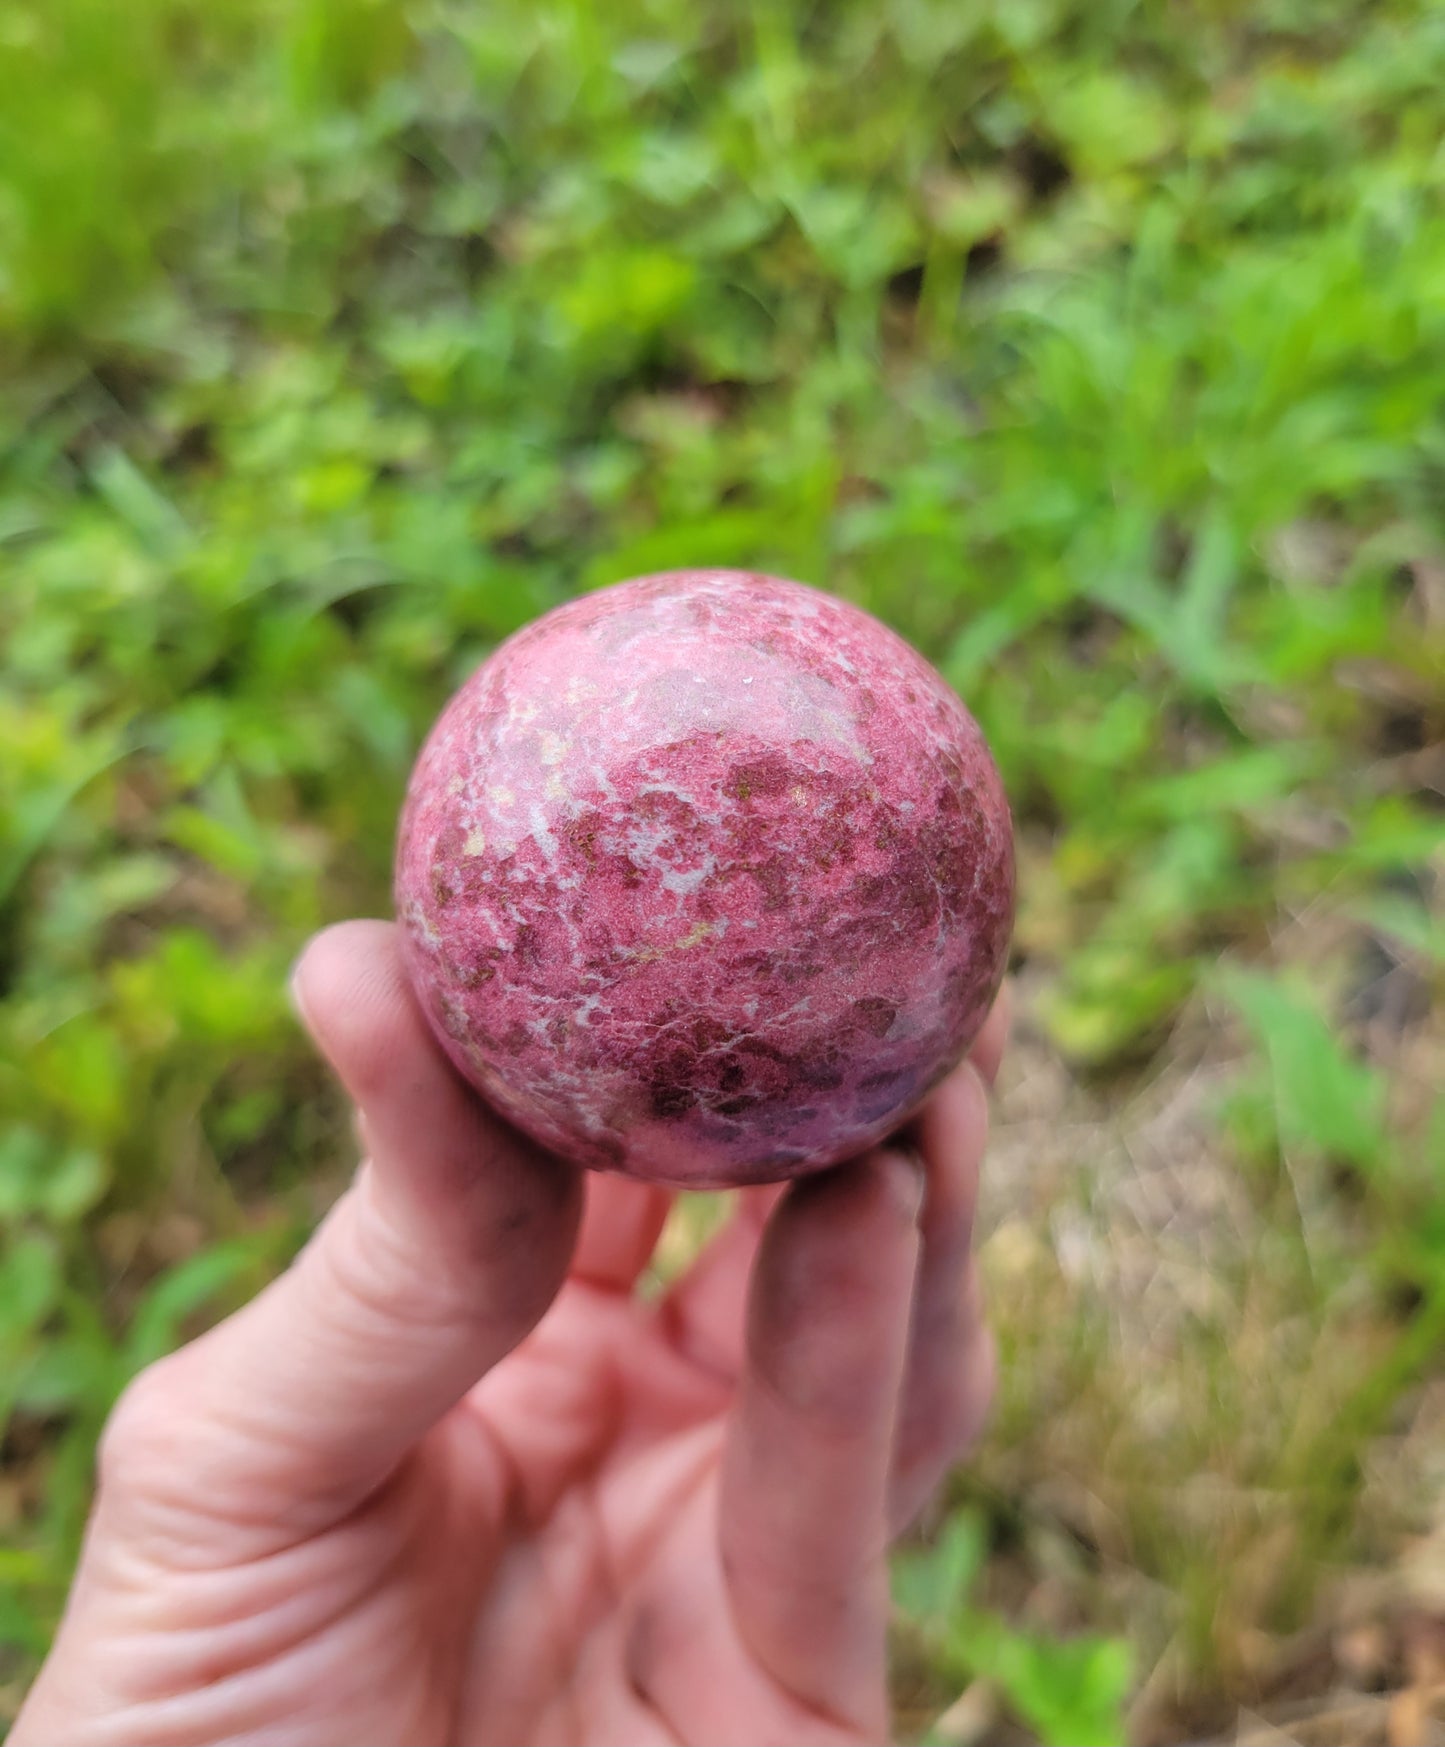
1349, 896, 1445, 964
1215, 970, 1388, 1167
892, 1510, 987, 1622
0, 1234, 62, 1339
123, 1241, 269, 1374
16, 1333, 120, 1415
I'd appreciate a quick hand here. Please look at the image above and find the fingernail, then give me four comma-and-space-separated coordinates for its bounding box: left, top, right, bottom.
287, 956, 314, 1031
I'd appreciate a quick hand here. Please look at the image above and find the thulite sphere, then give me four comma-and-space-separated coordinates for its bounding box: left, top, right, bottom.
395, 570, 1014, 1188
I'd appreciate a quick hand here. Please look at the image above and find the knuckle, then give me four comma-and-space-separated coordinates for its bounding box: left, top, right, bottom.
98, 1356, 191, 1496
316, 1181, 476, 1333
322, 1166, 568, 1342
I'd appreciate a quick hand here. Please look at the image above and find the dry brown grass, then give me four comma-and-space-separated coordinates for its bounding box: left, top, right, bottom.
926, 966, 1445, 1745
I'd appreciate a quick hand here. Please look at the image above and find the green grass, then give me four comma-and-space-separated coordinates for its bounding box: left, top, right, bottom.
2, 1, 1443, 1739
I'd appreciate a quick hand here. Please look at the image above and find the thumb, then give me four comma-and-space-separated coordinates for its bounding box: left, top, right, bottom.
100, 921, 581, 1550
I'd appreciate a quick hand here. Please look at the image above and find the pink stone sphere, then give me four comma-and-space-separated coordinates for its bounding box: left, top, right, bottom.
395, 570, 1014, 1188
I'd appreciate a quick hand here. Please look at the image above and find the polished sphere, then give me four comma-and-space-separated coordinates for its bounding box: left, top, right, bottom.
395, 570, 1014, 1187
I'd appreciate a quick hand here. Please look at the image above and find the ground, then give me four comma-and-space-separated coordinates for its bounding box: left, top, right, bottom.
1, 2, 1442, 1742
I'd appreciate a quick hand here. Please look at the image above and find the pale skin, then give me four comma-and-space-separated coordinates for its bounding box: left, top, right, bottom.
14, 921, 1004, 1747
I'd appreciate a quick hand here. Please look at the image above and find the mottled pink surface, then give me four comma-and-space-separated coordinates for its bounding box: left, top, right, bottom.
395, 570, 1014, 1188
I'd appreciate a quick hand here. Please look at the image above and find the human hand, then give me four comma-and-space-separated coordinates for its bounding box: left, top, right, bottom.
14, 920, 1003, 1747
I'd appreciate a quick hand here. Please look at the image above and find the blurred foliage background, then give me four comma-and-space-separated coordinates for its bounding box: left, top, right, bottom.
2, 1, 1443, 1741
